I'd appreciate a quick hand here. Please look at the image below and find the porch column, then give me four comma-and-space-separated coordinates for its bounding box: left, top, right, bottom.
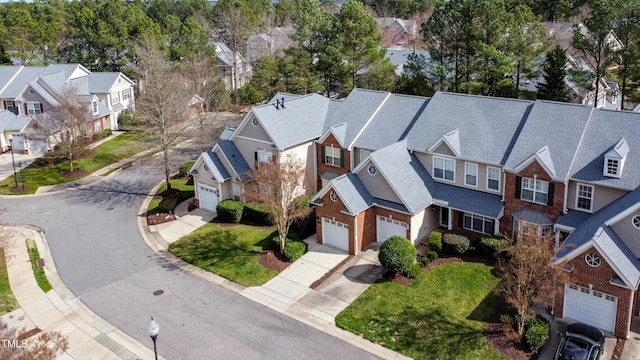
447, 208, 453, 231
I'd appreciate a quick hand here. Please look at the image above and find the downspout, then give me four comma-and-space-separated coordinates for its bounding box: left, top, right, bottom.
563, 181, 569, 215
354, 214, 359, 256
627, 290, 635, 338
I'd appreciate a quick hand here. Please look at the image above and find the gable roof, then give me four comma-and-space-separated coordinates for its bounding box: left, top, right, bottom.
319, 172, 375, 215
0, 111, 30, 132
505, 100, 593, 180
553, 186, 640, 287
359, 140, 434, 214
248, 93, 332, 150
570, 109, 640, 190
87, 72, 133, 93
216, 140, 252, 181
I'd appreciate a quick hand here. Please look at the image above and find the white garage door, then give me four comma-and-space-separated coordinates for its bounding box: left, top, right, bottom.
377, 215, 408, 242
198, 183, 218, 212
563, 284, 617, 333
321, 218, 349, 252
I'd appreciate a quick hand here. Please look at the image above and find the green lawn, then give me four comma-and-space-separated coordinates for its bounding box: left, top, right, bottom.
0, 248, 18, 315
168, 224, 278, 286
0, 131, 154, 195
336, 262, 505, 360
26, 240, 52, 293
147, 178, 195, 215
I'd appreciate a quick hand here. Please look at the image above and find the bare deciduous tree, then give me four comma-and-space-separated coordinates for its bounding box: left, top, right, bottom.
181, 56, 231, 153
498, 227, 568, 339
216, 6, 252, 103
0, 318, 69, 360
245, 154, 311, 253
32, 86, 92, 172
132, 36, 191, 190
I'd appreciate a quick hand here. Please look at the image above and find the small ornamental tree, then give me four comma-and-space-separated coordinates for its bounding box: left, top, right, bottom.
378, 235, 416, 274
498, 226, 568, 340
245, 153, 312, 253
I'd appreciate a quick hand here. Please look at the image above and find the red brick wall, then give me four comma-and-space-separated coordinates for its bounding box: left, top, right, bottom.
316, 134, 350, 191
314, 189, 357, 253
553, 246, 634, 337
502, 161, 565, 236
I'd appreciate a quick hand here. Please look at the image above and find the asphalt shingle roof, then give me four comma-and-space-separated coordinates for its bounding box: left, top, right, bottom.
252, 93, 331, 150
205, 150, 231, 181
506, 100, 593, 180
217, 140, 252, 181
512, 208, 553, 225
326, 89, 391, 147
353, 94, 428, 150
406, 92, 532, 165
330, 173, 374, 215
570, 109, 640, 190
433, 182, 504, 218
0, 111, 30, 132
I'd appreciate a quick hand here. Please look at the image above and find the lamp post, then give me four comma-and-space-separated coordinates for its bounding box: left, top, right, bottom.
148, 316, 159, 360
8, 134, 18, 189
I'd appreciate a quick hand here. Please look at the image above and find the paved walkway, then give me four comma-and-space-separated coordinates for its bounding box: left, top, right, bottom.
0, 225, 159, 360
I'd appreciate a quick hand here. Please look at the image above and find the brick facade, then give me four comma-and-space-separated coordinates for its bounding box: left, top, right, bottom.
314, 189, 357, 253
553, 245, 635, 337
316, 134, 350, 191
502, 160, 565, 236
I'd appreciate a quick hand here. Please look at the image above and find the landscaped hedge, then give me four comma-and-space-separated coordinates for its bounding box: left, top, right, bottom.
525, 316, 550, 352
428, 230, 443, 253
480, 236, 511, 259
243, 202, 273, 225
284, 240, 307, 262
216, 200, 244, 223
378, 236, 417, 274
177, 161, 195, 178
442, 233, 471, 255
290, 208, 316, 240
406, 263, 423, 278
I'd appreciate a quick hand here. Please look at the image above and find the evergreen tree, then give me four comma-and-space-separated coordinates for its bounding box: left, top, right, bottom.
537, 45, 570, 102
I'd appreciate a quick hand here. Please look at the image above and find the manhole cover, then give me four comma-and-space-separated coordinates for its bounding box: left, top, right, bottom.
106, 207, 114, 211
153, 290, 164, 296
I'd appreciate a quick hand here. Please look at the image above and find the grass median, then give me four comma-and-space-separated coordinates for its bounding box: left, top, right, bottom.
0, 248, 18, 315
26, 240, 52, 293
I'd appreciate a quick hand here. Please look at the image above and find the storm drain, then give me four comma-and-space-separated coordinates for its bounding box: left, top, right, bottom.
153, 290, 164, 296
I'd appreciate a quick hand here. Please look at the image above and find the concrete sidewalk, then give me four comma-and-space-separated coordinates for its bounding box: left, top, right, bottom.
0, 225, 159, 360
139, 192, 408, 359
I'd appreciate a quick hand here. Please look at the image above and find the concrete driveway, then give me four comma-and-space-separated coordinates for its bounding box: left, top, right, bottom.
0, 150, 40, 183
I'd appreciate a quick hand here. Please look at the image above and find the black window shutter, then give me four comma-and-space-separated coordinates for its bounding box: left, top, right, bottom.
458, 212, 463, 228
254, 151, 258, 163
321, 146, 325, 164
340, 149, 344, 167
515, 176, 522, 199
39, 103, 43, 112
547, 182, 555, 206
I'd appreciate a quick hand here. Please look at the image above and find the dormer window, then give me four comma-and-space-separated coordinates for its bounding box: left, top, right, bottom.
603, 138, 628, 178
92, 100, 99, 115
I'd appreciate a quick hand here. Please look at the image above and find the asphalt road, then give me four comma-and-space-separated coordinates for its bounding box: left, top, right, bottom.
0, 143, 380, 360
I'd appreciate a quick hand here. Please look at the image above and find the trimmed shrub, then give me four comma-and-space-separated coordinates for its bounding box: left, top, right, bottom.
216, 200, 244, 223
243, 202, 273, 225
428, 230, 443, 253
480, 236, 511, 258
290, 210, 316, 240
378, 236, 417, 274
426, 250, 438, 261
525, 316, 550, 352
442, 233, 471, 255
421, 257, 430, 267
177, 161, 195, 178
284, 240, 307, 262
406, 263, 423, 278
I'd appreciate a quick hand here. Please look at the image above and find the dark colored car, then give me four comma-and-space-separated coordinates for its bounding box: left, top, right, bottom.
554, 323, 605, 360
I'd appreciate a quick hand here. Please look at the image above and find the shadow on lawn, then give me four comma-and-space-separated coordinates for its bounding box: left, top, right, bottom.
368, 306, 494, 360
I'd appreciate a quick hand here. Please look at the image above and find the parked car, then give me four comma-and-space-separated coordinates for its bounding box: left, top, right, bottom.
554, 323, 605, 360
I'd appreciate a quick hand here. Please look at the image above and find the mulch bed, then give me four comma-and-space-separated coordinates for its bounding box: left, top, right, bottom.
60, 169, 87, 179
147, 213, 176, 225
258, 248, 290, 272
9, 185, 30, 193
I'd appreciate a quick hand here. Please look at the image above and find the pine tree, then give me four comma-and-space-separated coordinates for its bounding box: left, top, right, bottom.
537, 45, 570, 102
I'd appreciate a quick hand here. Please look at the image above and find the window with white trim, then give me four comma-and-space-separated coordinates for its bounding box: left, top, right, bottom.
605, 157, 620, 177
433, 156, 455, 182
27, 101, 41, 115
540, 226, 552, 238
92, 100, 99, 115
463, 213, 494, 234
256, 149, 272, 163
487, 166, 500, 191
111, 92, 120, 105
360, 149, 370, 163
3, 100, 15, 109
93, 120, 101, 134
521, 177, 548, 205
325, 147, 341, 167
465, 162, 477, 187
123, 89, 130, 100
576, 184, 594, 212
